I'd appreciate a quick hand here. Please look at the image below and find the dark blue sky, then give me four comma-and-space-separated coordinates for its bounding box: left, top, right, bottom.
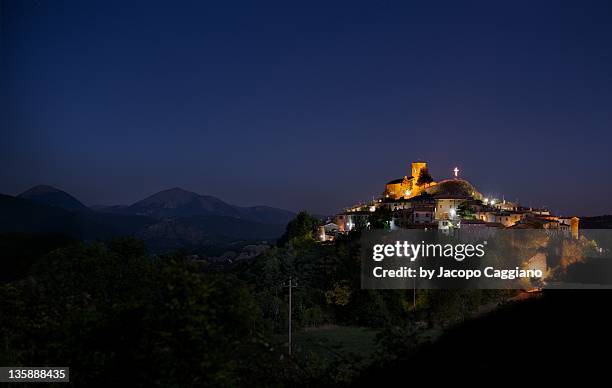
2, 0, 612, 215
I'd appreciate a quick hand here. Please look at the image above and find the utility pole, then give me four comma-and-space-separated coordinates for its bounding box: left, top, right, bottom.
288, 277, 292, 355
413, 275, 416, 310
284, 277, 298, 355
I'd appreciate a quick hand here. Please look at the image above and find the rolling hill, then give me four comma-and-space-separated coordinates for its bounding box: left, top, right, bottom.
18, 185, 89, 211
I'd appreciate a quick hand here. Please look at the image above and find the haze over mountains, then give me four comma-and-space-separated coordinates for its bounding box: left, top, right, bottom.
1, 185, 296, 252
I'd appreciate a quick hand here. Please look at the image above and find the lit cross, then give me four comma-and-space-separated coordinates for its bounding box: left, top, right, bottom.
453, 167, 459, 178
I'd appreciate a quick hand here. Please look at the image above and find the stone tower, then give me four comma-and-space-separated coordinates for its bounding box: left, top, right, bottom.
411, 161, 427, 180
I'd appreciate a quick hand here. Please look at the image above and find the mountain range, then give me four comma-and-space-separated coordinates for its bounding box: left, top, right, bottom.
1, 185, 296, 251
99, 187, 296, 225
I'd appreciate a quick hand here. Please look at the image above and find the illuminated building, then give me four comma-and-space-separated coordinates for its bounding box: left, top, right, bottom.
383, 161, 436, 200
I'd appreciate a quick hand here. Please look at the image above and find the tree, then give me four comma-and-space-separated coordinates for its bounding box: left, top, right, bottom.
417, 167, 434, 186
0, 233, 77, 281
368, 207, 393, 229
457, 202, 475, 220
278, 211, 320, 246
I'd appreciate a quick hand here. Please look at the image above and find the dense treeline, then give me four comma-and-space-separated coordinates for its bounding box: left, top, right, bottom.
1, 238, 286, 386
0, 213, 515, 386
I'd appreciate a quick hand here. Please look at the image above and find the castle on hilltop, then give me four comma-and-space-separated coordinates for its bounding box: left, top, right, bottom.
383, 161, 436, 200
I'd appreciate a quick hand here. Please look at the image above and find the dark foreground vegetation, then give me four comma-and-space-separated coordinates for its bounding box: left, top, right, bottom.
359, 289, 612, 383
1, 212, 610, 386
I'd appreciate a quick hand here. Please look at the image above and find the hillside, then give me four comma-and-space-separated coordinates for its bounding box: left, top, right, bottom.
18, 185, 89, 211
359, 290, 612, 381
137, 215, 285, 252
0, 194, 154, 239
0, 194, 114, 239
124, 187, 295, 225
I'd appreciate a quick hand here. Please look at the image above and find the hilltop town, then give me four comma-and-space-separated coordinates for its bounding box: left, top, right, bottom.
320, 161, 579, 240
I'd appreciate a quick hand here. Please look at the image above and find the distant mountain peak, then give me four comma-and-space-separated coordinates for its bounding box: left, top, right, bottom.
136, 188, 200, 204
157, 187, 201, 198
129, 187, 230, 216
19, 184, 62, 195
18, 185, 88, 211
163, 187, 193, 193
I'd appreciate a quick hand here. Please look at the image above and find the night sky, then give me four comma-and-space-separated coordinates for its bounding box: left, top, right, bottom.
2, 0, 612, 216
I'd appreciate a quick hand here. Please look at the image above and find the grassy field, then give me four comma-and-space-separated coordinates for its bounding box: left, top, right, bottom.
283, 326, 380, 361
